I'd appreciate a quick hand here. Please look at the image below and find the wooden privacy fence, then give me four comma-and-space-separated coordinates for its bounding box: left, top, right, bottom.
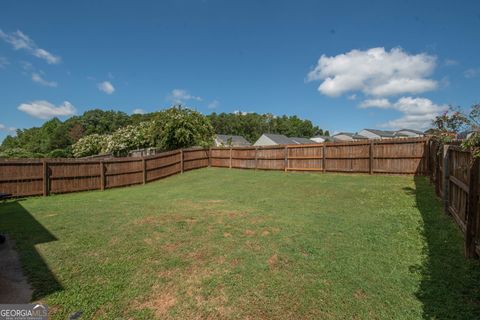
210, 137, 429, 174
0, 148, 209, 197
428, 140, 480, 258
0, 138, 428, 198
2, 136, 478, 258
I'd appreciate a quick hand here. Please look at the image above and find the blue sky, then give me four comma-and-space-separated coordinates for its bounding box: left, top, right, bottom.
1, 0, 479, 141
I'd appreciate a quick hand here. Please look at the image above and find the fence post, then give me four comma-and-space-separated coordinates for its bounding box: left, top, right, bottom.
284, 146, 288, 172
180, 149, 184, 173
229, 148, 232, 169
466, 157, 480, 258
323, 144, 327, 173
100, 161, 105, 190
425, 139, 430, 176
255, 147, 258, 170
142, 157, 147, 184
369, 141, 374, 175
435, 143, 441, 196
208, 147, 211, 167
443, 145, 450, 215
42, 160, 50, 196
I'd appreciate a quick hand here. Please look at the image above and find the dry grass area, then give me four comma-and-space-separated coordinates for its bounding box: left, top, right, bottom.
1, 168, 479, 319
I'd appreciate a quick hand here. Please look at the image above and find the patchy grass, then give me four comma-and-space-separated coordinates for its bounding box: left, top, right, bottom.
1, 168, 479, 319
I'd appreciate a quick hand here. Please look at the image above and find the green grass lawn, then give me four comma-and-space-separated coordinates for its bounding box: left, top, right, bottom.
1, 168, 479, 319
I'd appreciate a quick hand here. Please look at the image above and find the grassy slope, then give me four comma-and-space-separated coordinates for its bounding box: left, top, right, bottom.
0, 168, 479, 319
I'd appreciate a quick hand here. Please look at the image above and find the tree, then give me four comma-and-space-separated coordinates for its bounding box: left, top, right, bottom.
431, 104, 480, 157
74, 109, 132, 136
72, 134, 106, 158
103, 121, 156, 156
153, 106, 215, 150
207, 112, 325, 142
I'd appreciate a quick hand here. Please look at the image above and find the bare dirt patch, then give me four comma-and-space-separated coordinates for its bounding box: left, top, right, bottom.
268, 254, 278, 268
230, 259, 239, 267
136, 286, 177, 318
261, 230, 270, 236
133, 215, 158, 225
271, 227, 281, 234
244, 229, 255, 237
223, 232, 232, 238
226, 211, 248, 218
162, 243, 180, 252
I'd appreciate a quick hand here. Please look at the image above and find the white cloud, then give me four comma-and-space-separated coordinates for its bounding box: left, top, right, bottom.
0, 56, 9, 68
359, 98, 391, 109
364, 97, 448, 130
0, 124, 16, 132
208, 100, 220, 109
307, 47, 437, 97
347, 94, 357, 100
98, 81, 115, 94
133, 108, 146, 115
168, 89, 202, 104
18, 100, 76, 119
31, 72, 58, 87
0, 30, 61, 64
464, 68, 480, 79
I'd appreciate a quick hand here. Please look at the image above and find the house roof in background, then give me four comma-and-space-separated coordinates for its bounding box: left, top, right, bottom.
290, 137, 315, 144
263, 133, 296, 145
397, 128, 425, 135
362, 129, 396, 137
216, 134, 251, 145
333, 132, 356, 137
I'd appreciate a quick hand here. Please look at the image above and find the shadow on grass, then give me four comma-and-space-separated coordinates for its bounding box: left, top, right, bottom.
406, 177, 480, 319
0, 200, 62, 301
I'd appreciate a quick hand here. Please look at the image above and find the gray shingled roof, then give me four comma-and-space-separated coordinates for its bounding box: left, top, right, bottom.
334, 132, 355, 136
333, 132, 368, 140
363, 129, 396, 137
397, 128, 425, 135
290, 137, 315, 144
216, 134, 251, 146
263, 134, 296, 145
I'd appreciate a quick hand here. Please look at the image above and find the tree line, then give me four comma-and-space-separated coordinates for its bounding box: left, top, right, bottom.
0, 107, 328, 158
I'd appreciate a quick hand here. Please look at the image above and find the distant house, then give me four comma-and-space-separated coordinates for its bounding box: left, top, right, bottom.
253, 133, 314, 146
357, 129, 396, 139
214, 134, 251, 147
290, 137, 315, 144
394, 129, 425, 138
310, 135, 334, 143
332, 132, 368, 141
